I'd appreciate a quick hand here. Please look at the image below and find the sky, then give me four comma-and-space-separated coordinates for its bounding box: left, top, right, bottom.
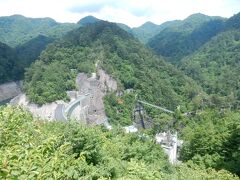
0, 0, 239, 27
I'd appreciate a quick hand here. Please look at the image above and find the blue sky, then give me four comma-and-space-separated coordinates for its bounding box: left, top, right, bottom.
0, 0, 239, 27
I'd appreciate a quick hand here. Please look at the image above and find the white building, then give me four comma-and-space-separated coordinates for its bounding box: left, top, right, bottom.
155, 132, 183, 164
124, 125, 138, 133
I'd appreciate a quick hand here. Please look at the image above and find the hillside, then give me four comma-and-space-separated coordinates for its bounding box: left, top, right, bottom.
225, 12, 240, 30
77, 15, 100, 26
1, 106, 238, 179
180, 30, 240, 108
179, 12, 240, 109
77, 15, 179, 44
148, 13, 225, 63
16, 35, 54, 68
0, 35, 54, 84
1, 13, 240, 179
0, 15, 77, 47
24, 21, 202, 112
0, 42, 22, 83
132, 21, 161, 43
132, 20, 181, 43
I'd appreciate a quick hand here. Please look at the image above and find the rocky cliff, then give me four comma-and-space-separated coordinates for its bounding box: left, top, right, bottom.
0, 81, 22, 102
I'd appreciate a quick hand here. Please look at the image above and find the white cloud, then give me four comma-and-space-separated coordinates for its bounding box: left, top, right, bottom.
0, 0, 239, 27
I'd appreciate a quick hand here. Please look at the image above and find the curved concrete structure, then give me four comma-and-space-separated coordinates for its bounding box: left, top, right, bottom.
65, 93, 90, 118
55, 93, 90, 121
55, 104, 67, 121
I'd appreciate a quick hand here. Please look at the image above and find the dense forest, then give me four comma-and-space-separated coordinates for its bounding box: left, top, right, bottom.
180, 30, 240, 109
180, 109, 240, 176
15, 35, 54, 69
179, 12, 240, 109
0, 106, 238, 179
131, 21, 178, 43
0, 36, 54, 84
0, 15, 77, 47
24, 21, 202, 111
0, 42, 22, 83
147, 14, 225, 63
0, 15, 79, 84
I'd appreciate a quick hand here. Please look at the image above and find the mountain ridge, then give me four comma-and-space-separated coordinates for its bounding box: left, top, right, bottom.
147, 14, 225, 63
0, 14, 77, 47
77, 15, 100, 25
24, 20, 202, 113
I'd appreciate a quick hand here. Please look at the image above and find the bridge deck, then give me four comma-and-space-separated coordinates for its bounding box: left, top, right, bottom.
138, 100, 174, 114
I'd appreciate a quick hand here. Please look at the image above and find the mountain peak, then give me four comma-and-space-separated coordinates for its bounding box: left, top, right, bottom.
184, 13, 212, 22
186, 13, 208, 18
185, 13, 223, 23
77, 15, 100, 25
135, 21, 158, 30
141, 21, 157, 27
10, 14, 25, 18
225, 12, 240, 29
65, 21, 133, 46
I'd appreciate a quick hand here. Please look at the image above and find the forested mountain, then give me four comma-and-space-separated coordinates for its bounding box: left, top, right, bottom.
15, 35, 54, 69
132, 20, 181, 43
132, 21, 161, 43
0, 42, 22, 83
78, 15, 133, 34
0, 15, 78, 84
225, 12, 240, 30
77, 15, 180, 43
0, 15, 77, 47
76, 13, 225, 46
0, 35, 54, 84
77, 15, 100, 26
24, 21, 202, 112
148, 13, 225, 63
116, 23, 132, 32
180, 15, 240, 109
0, 12, 240, 179
166, 12, 240, 168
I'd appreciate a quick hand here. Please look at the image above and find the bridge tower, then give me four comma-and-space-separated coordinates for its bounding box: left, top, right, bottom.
133, 102, 146, 129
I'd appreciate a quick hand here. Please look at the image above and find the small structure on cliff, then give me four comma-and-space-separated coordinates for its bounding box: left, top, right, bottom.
124, 125, 138, 133
155, 131, 183, 164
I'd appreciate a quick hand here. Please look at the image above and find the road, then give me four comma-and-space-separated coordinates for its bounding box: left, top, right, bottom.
54, 93, 90, 122
55, 104, 67, 121
64, 93, 90, 117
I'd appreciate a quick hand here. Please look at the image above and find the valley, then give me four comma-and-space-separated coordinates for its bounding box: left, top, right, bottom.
0, 10, 239, 179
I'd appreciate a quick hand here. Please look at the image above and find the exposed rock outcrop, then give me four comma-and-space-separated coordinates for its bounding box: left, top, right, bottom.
11, 94, 65, 120
10, 69, 118, 124
0, 81, 22, 102
97, 69, 118, 92
74, 69, 117, 125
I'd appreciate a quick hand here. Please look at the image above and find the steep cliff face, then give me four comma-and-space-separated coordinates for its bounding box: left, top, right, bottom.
10, 70, 117, 123
10, 94, 63, 120
0, 81, 22, 102
74, 69, 118, 124
98, 69, 118, 92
